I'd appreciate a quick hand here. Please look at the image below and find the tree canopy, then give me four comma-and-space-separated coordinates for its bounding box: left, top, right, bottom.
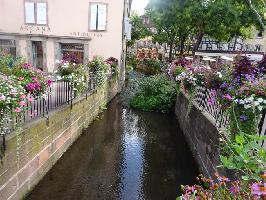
146, 0, 265, 60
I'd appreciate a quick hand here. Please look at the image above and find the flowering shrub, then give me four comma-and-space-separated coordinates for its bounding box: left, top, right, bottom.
88, 56, 109, 87
62, 53, 81, 64
0, 74, 27, 113
105, 57, 119, 79
169, 56, 266, 186
178, 173, 266, 200
56, 59, 88, 95
169, 56, 266, 134
12, 63, 51, 97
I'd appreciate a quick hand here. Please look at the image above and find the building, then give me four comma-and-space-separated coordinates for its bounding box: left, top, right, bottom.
0, 0, 132, 73
195, 30, 265, 62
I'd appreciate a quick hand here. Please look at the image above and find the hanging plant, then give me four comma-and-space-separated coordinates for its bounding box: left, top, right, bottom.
88, 56, 109, 87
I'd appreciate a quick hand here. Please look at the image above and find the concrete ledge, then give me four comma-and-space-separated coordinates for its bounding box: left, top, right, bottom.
175, 91, 222, 178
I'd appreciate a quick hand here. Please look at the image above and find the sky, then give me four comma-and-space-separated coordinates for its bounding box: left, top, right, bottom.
131, 0, 149, 15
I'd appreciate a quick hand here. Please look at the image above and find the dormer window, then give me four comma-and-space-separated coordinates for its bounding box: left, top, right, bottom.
25, 1, 47, 25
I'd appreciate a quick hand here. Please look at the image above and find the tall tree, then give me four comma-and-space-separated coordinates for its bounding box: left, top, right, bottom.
147, 0, 193, 60
127, 13, 150, 47
147, 0, 265, 59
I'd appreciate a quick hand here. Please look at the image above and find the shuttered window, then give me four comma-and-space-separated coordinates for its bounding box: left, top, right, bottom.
25, 2, 35, 24
90, 3, 107, 31
25, 1, 47, 25
36, 3, 47, 25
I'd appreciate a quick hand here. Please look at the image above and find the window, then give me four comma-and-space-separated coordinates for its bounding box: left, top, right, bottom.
32, 41, 44, 70
25, 2, 47, 25
60, 43, 84, 64
90, 3, 107, 31
0, 39, 16, 57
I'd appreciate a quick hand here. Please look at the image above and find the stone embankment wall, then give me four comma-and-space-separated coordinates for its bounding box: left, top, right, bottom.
175, 92, 221, 178
0, 83, 119, 200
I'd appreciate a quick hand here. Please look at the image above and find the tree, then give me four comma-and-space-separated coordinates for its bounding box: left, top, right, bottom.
146, 0, 265, 59
127, 13, 150, 47
188, 0, 265, 57
147, 0, 193, 60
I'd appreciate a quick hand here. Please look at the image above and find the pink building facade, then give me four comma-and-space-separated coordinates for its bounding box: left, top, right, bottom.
0, 0, 131, 73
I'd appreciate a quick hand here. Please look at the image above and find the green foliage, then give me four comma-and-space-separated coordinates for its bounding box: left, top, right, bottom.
127, 13, 150, 47
0, 52, 24, 75
220, 133, 266, 181
130, 74, 176, 113
140, 59, 163, 74
56, 61, 88, 95
88, 56, 109, 87
228, 104, 258, 136
126, 54, 139, 69
147, 0, 265, 57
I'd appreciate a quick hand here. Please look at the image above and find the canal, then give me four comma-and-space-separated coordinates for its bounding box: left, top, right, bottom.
26, 96, 199, 200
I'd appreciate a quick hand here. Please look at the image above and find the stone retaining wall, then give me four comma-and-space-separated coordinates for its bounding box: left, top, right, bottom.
175, 91, 222, 178
0, 83, 119, 200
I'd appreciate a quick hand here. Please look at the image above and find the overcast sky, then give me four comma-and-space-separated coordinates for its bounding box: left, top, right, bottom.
131, 0, 149, 15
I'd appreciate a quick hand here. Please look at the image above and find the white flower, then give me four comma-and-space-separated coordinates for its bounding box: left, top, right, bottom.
254, 101, 260, 106
244, 104, 251, 109
239, 100, 245, 105
257, 98, 264, 103
258, 106, 263, 111
216, 72, 223, 78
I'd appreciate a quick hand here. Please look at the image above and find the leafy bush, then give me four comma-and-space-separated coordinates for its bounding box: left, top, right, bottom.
130, 74, 176, 113
105, 57, 119, 79
141, 58, 162, 73
0, 52, 24, 75
56, 59, 88, 95
88, 56, 109, 87
127, 54, 139, 69
220, 132, 266, 181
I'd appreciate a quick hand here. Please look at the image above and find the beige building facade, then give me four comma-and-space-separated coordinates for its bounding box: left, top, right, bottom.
0, 0, 131, 72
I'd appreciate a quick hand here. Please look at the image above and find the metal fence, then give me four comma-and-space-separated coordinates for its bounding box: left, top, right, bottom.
193, 86, 266, 148
0, 77, 95, 142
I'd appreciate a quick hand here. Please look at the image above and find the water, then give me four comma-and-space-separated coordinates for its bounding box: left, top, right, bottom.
26, 96, 199, 200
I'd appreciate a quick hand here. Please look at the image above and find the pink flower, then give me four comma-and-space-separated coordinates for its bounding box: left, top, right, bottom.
14, 107, 22, 113
47, 79, 52, 87
17, 77, 24, 81
23, 63, 31, 69
19, 101, 26, 107
27, 96, 34, 102
207, 98, 215, 105
251, 183, 266, 196
223, 94, 233, 101
0, 94, 6, 101
20, 94, 26, 99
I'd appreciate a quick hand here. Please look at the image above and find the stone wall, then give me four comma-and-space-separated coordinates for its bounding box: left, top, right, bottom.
0, 83, 119, 200
175, 91, 221, 178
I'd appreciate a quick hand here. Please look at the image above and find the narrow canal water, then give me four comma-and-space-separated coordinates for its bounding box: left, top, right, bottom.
26, 96, 199, 200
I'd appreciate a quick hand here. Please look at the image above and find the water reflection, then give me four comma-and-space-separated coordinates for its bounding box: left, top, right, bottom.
26, 97, 198, 200
119, 109, 145, 200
